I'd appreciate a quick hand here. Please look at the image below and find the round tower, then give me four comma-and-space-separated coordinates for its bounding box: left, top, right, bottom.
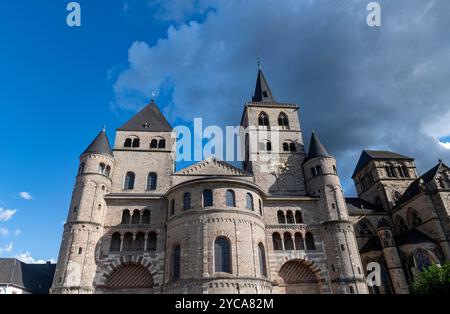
51, 128, 115, 294
303, 132, 368, 294
376, 219, 409, 294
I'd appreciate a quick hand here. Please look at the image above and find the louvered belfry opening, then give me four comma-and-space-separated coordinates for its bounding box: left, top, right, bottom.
105, 263, 154, 289
279, 260, 319, 284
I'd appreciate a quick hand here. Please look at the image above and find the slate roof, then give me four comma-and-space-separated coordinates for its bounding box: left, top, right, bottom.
82, 129, 113, 157
305, 132, 331, 162
395, 161, 445, 207
346, 197, 385, 213
252, 68, 276, 103
360, 237, 382, 253
118, 101, 172, 132
352, 150, 414, 178
395, 229, 436, 246
0, 258, 56, 294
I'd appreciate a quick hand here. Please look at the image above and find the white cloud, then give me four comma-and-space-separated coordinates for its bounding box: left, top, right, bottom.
113, 0, 450, 194
14, 252, 56, 264
19, 192, 33, 200
0, 208, 17, 222
0, 242, 13, 254
0, 227, 9, 237
14, 229, 21, 237
0, 228, 9, 237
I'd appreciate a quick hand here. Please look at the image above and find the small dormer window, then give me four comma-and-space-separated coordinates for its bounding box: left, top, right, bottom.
142, 122, 151, 128
262, 91, 268, 98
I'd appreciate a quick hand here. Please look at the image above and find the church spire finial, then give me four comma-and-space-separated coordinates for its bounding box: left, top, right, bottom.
256, 56, 262, 70
102, 125, 106, 133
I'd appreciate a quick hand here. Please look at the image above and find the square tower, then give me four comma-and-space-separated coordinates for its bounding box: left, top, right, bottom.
352, 150, 418, 210
240, 67, 307, 196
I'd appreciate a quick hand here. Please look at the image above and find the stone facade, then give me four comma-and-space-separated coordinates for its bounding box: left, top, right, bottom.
50, 67, 450, 295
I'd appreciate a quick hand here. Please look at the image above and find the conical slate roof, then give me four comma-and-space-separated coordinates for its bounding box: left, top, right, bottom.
118, 101, 172, 132
305, 132, 331, 161
82, 129, 113, 157
252, 68, 276, 102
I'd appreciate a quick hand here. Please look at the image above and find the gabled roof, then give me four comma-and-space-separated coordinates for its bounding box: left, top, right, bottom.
346, 197, 385, 213
82, 129, 113, 157
395, 229, 436, 246
360, 237, 382, 253
352, 150, 414, 178
305, 132, 331, 162
395, 161, 447, 207
175, 157, 252, 177
252, 68, 276, 103
118, 101, 172, 132
0, 258, 56, 294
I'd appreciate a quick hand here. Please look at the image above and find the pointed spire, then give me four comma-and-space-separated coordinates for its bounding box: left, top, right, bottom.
306, 131, 331, 161
82, 128, 113, 157
252, 63, 276, 102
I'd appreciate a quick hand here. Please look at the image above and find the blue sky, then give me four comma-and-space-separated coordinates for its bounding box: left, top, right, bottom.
1, 0, 449, 262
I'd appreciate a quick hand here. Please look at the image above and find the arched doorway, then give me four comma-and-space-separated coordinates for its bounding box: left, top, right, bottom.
102, 263, 154, 294
278, 260, 322, 294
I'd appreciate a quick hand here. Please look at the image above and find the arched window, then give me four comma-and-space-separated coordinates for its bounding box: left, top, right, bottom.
78, 162, 85, 175
385, 166, 392, 177
259, 199, 263, 216
310, 167, 317, 177
150, 139, 158, 148
203, 189, 213, 207
283, 143, 289, 152
226, 190, 236, 207
284, 232, 294, 250
272, 233, 282, 251
124, 138, 132, 148
131, 209, 141, 224
99, 163, 106, 175
141, 209, 150, 224
214, 237, 231, 273
390, 165, 397, 178
414, 250, 432, 272
395, 215, 408, 234
305, 232, 315, 250
246, 193, 254, 210
266, 141, 272, 152
147, 172, 157, 191
402, 164, 409, 177
147, 232, 157, 251
407, 208, 422, 227
105, 165, 111, 177
258, 112, 269, 127
295, 233, 304, 250
110, 233, 121, 252
124, 172, 135, 190
121, 209, 130, 224
332, 165, 337, 174
132, 138, 140, 148
172, 245, 181, 280
393, 191, 402, 203
258, 243, 267, 277
278, 112, 289, 129
316, 166, 323, 176
397, 166, 404, 177
289, 143, 296, 152
277, 211, 286, 224
158, 139, 166, 149
134, 232, 145, 251
170, 199, 175, 216
286, 211, 295, 224
183, 193, 191, 210
123, 233, 133, 251
349, 286, 355, 294
295, 211, 303, 224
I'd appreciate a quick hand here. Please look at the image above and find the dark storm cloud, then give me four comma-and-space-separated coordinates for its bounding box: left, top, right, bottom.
113, 0, 450, 194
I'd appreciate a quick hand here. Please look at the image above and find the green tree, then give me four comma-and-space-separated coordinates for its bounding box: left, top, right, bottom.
410, 262, 450, 294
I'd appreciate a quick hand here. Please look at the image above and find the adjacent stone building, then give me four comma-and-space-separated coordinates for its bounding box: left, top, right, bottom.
50, 67, 449, 294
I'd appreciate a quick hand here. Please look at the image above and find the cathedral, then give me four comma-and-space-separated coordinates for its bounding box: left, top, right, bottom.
50, 67, 450, 294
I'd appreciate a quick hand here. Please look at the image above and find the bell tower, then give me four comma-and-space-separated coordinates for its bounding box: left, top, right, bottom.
240, 65, 307, 196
